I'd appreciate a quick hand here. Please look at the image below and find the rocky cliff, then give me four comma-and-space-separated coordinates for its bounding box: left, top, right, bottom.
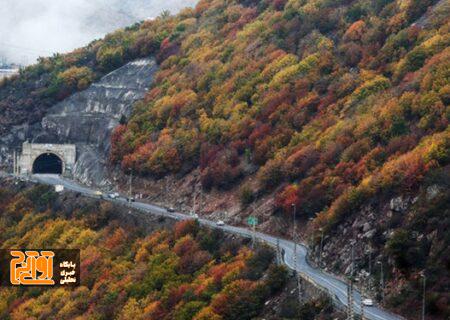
0, 58, 157, 186
309, 181, 449, 319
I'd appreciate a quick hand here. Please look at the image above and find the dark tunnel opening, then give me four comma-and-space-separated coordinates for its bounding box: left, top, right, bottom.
32, 153, 63, 174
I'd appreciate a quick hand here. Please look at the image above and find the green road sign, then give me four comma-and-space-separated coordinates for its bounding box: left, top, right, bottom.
247, 216, 258, 226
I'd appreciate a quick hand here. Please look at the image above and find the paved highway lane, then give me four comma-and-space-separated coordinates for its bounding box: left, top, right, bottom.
29, 174, 404, 320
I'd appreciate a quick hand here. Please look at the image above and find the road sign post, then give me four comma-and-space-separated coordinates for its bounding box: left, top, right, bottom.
247, 216, 258, 249
247, 216, 258, 226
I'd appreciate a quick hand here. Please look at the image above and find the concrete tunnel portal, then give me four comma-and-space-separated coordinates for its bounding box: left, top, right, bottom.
32, 153, 64, 174
16, 142, 76, 176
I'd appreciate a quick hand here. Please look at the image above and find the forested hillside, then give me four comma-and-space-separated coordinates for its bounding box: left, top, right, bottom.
109, 0, 449, 224
106, 2, 450, 315
0, 183, 294, 320
2, 0, 448, 222
1, 0, 449, 318
0, 12, 181, 134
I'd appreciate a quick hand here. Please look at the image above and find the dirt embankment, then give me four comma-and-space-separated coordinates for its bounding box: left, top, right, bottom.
112, 169, 300, 238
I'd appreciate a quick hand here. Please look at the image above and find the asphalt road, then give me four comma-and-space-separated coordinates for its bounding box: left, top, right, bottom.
21, 174, 404, 320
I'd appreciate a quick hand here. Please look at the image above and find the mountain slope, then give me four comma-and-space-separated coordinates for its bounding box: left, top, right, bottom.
111, 0, 449, 214
0, 10, 188, 137
0, 0, 449, 318
109, 3, 449, 211
0, 182, 299, 320
107, 1, 449, 318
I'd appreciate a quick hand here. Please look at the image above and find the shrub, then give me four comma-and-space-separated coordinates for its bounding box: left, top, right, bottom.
265, 265, 288, 294
211, 280, 263, 320
174, 301, 208, 320
239, 184, 255, 206
385, 229, 423, 271
174, 219, 200, 239
97, 46, 125, 71
245, 246, 274, 280
405, 47, 428, 72
257, 158, 285, 190
24, 185, 57, 212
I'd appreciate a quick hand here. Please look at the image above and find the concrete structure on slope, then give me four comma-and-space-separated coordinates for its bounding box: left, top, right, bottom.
2, 58, 157, 186
17, 142, 76, 175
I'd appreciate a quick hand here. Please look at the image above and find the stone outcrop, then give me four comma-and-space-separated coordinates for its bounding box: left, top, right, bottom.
0, 58, 158, 186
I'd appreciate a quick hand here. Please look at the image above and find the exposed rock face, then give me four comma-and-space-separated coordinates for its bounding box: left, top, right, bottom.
389, 196, 408, 212
0, 58, 158, 186
315, 196, 403, 267
426, 184, 441, 200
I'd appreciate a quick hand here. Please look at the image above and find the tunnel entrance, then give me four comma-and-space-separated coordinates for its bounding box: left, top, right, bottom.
32, 153, 63, 174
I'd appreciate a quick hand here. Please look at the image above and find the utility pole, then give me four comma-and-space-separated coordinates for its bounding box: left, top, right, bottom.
347, 282, 351, 319
292, 203, 297, 253
347, 279, 354, 320
367, 246, 373, 294
16, 149, 20, 175
291, 203, 302, 304
276, 238, 281, 265
377, 260, 385, 303
13, 149, 20, 175
248, 216, 258, 250
192, 184, 196, 214
199, 188, 202, 215
292, 203, 297, 271
421, 272, 426, 320
351, 241, 355, 277
252, 220, 256, 249
165, 177, 169, 196
128, 169, 133, 201
347, 240, 356, 320
13, 150, 16, 175
318, 228, 324, 267
360, 274, 365, 320
297, 271, 303, 304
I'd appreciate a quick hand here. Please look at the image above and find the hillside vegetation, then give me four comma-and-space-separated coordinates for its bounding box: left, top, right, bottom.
2, 0, 448, 224
110, 1, 450, 317
0, 183, 291, 320
0, 0, 449, 318
109, 0, 449, 230
0, 12, 180, 134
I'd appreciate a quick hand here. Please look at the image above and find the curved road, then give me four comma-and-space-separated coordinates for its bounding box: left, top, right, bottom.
22, 174, 403, 320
